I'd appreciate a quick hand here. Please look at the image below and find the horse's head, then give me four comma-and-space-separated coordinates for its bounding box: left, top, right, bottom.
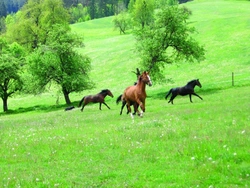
107, 89, 114, 98
196, 79, 202, 88
140, 71, 152, 86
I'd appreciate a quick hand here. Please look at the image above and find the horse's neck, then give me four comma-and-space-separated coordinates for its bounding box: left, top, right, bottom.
136, 80, 146, 92
187, 82, 196, 88
102, 93, 108, 98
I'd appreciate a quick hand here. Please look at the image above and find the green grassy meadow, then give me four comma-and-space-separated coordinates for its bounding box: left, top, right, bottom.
1, 0, 250, 187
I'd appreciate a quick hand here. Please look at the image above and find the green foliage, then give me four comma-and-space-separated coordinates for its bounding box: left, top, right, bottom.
155, 0, 178, 8
129, 0, 154, 28
0, 17, 6, 34
27, 25, 94, 104
5, 0, 69, 51
0, 37, 25, 111
135, 5, 205, 81
113, 11, 131, 34
69, 3, 91, 24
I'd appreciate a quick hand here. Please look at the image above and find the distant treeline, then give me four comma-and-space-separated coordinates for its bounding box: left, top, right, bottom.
0, 0, 191, 19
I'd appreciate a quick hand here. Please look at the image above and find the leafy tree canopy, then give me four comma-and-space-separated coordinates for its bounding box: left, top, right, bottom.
135, 5, 205, 81
5, 0, 69, 51
0, 37, 25, 112
27, 24, 94, 104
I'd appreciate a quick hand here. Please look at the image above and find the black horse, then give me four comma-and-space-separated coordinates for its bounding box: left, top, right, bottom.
165, 79, 203, 104
78, 89, 114, 111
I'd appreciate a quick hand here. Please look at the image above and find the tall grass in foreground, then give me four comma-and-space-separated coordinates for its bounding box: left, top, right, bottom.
0, 86, 249, 187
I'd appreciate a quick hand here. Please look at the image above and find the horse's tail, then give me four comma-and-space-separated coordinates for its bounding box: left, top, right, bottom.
78, 97, 85, 107
116, 94, 122, 104
165, 89, 173, 99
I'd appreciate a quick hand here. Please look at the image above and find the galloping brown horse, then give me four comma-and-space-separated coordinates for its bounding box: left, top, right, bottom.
121, 71, 152, 118
78, 89, 114, 111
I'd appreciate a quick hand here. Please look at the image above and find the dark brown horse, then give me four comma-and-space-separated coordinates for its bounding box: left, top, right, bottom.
165, 79, 203, 104
79, 89, 114, 111
121, 71, 152, 118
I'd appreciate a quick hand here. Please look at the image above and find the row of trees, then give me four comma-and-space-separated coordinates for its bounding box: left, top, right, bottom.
0, 0, 94, 112
0, 0, 191, 22
0, 0, 204, 112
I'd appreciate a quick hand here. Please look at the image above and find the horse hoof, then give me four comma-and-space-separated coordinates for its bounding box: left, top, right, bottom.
130, 113, 134, 119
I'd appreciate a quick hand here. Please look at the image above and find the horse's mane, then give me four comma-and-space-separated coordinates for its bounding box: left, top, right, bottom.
187, 79, 197, 85
100, 89, 109, 94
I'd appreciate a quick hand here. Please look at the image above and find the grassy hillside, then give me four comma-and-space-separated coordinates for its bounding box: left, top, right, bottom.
0, 0, 249, 187
70, 0, 250, 95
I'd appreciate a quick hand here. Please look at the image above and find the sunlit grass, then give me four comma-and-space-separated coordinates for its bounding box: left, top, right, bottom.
0, 0, 250, 187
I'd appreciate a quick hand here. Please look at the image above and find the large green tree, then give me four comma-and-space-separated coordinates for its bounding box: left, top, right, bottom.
135, 5, 205, 81
27, 25, 94, 104
5, 0, 69, 51
0, 37, 25, 112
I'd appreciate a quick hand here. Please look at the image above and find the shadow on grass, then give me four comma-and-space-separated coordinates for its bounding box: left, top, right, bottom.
0, 101, 80, 116
151, 87, 226, 100
152, 84, 250, 100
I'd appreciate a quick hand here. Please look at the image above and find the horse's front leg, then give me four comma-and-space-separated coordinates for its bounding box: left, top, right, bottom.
102, 102, 111, 109
136, 100, 145, 117
193, 93, 203, 100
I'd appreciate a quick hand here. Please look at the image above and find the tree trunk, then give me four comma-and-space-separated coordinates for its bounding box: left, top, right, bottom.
62, 88, 71, 105
2, 96, 8, 112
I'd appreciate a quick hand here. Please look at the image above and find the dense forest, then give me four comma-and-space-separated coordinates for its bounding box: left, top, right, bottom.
0, 0, 191, 19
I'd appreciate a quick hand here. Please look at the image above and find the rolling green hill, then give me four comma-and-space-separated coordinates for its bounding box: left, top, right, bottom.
71, 0, 250, 95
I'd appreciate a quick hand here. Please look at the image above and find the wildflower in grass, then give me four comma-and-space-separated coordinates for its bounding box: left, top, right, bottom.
191, 157, 195, 160
233, 153, 237, 156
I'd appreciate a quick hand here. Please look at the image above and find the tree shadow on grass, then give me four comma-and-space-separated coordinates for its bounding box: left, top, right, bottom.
0, 101, 80, 116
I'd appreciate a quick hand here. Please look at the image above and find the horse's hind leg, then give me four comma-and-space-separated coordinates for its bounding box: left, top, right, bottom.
126, 102, 134, 118
189, 94, 193, 103
120, 101, 126, 115
132, 103, 138, 115
169, 95, 176, 104
81, 104, 85, 111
